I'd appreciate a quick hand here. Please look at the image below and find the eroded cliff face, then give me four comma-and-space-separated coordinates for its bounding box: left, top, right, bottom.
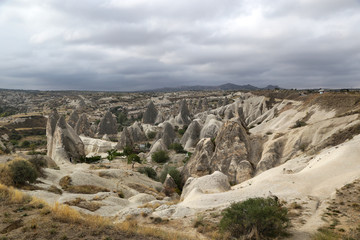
47, 113, 85, 164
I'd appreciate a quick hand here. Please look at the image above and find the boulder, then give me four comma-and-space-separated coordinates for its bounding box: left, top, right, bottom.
180, 120, 201, 150
143, 101, 158, 124
96, 111, 118, 137
181, 171, 230, 201
163, 174, 178, 196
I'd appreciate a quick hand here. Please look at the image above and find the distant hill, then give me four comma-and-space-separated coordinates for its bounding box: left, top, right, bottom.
144, 83, 280, 92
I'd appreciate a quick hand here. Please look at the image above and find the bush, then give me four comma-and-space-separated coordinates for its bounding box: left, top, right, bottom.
21, 140, 30, 148
159, 166, 182, 190
123, 146, 134, 156
169, 143, 186, 154
219, 197, 290, 239
147, 131, 156, 139
78, 155, 101, 164
107, 149, 123, 160
292, 120, 307, 128
138, 167, 157, 180
8, 160, 38, 186
178, 125, 188, 135
127, 154, 141, 168
151, 150, 169, 163
28, 156, 47, 177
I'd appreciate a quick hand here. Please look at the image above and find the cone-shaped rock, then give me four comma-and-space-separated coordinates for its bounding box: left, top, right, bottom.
116, 127, 134, 150
75, 114, 93, 137
128, 121, 147, 143
46, 109, 60, 157
175, 100, 191, 125
97, 111, 118, 137
180, 120, 201, 150
161, 122, 176, 148
50, 116, 85, 164
68, 110, 79, 128
143, 101, 158, 124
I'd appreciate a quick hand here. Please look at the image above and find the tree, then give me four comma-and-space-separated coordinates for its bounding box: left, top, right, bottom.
127, 154, 141, 169
9, 160, 38, 186
219, 197, 290, 239
151, 150, 169, 163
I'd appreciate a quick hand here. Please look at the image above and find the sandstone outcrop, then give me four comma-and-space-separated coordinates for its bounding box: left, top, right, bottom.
143, 101, 158, 124
96, 111, 118, 137
157, 122, 176, 148
46, 109, 60, 158
75, 114, 93, 137
116, 127, 134, 150
127, 121, 146, 143
174, 100, 191, 125
199, 114, 223, 139
183, 120, 255, 184
180, 120, 201, 150
181, 171, 230, 201
68, 110, 79, 128
47, 115, 85, 164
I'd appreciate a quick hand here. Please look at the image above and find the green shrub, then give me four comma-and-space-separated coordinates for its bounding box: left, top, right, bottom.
178, 125, 188, 135
21, 140, 30, 148
151, 150, 169, 163
219, 197, 290, 239
107, 149, 123, 160
292, 120, 307, 128
123, 146, 134, 156
78, 155, 101, 164
169, 143, 186, 153
138, 167, 157, 180
127, 154, 141, 169
147, 131, 156, 139
28, 156, 47, 177
159, 166, 182, 190
9, 160, 38, 186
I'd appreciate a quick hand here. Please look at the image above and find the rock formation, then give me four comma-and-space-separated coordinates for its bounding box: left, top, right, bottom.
128, 121, 147, 143
199, 114, 223, 139
183, 120, 255, 184
48, 116, 85, 164
75, 114, 93, 137
149, 139, 168, 154
68, 110, 79, 128
46, 109, 60, 158
159, 122, 176, 148
116, 127, 134, 150
181, 138, 215, 182
174, 100, 191, 125
143, 101, 158, 124
163, 174, 178, 196
96, 111, 118, 137
180, 120, 201, 150
181, 171, 231, 201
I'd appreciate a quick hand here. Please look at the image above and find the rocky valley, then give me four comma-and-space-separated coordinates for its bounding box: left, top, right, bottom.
1, 88, 360, 240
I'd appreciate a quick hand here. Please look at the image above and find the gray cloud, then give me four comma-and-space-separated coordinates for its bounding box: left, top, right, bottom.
0, 0, 359, 91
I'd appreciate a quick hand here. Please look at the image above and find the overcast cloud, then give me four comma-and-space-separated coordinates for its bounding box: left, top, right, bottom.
0, 0, 359, 91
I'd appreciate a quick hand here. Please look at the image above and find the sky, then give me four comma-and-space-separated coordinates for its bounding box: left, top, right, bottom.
0, 0, 360, 91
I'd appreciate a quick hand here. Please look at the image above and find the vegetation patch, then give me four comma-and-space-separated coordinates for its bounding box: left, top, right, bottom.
138, 167, 157, 180
64, 198, 102, 212
219, 197, 290, 239
59, 175, 110, 194
151, 150, 169, 163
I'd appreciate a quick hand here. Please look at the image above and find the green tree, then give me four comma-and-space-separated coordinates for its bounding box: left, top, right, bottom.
127, 154, 141, 169
9, 160, 38, 186
151, 150, 169, 163
219, 197, 290, 239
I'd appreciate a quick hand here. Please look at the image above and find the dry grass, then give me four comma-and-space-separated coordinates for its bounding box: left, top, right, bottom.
0, 163, 13, 186
64, 197, 102, 212
59, 175, 110, 194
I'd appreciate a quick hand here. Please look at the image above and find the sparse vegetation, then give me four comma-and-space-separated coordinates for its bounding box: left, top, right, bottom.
151, 150, 169, 163
127, 153, 141, 169
78, 155, 101, 164
219, 197, 290, 239
59, 176, 110, 194
292, 120, 307, 128
169, 143, 186, 153
138, 167, 157, 180
8, 159, 38, 186
159, 166, 182, 191
147, 131, 156, 139
106, 149, 123, 160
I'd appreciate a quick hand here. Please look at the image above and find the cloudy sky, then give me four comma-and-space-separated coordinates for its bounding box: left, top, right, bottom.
0, 0, 359, 91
